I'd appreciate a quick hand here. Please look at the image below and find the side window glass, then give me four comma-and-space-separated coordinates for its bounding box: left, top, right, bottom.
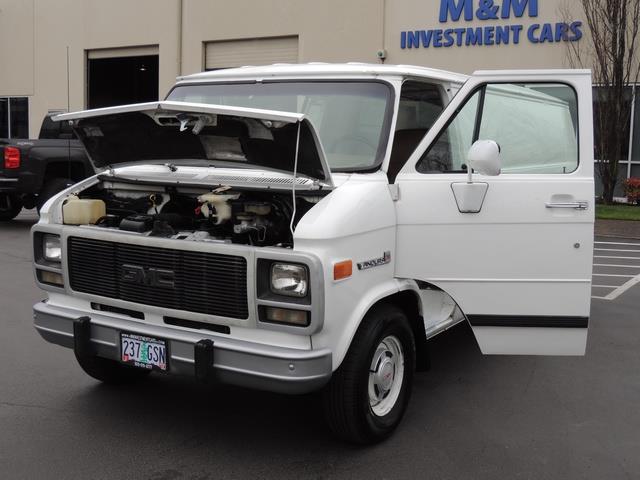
480, 84, 578, 173
417, 83, 578, 174
388, 81, 444, 181
417, 90, 480, 173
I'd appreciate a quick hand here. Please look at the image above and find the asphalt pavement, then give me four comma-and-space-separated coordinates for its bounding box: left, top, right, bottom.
1, 210, 639, 480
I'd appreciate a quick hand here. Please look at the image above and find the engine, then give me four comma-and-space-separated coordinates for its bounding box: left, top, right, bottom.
68, 183, 319, 248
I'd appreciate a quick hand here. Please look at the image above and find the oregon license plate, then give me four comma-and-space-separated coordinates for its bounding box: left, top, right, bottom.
120, 333, 168, 371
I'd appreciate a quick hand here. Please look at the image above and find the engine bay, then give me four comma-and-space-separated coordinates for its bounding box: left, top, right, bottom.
67, 181, 323, 248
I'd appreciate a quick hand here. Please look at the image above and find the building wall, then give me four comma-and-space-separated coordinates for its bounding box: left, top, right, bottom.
0, 0, 611, 138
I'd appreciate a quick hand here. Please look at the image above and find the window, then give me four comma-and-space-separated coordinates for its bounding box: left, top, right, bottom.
417, 83, 579, 174
388, 81, 444, 181
167, 81, 393, 171
0, 97, 29, 139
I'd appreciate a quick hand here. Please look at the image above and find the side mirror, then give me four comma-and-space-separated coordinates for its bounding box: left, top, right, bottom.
466, 140, 501, 179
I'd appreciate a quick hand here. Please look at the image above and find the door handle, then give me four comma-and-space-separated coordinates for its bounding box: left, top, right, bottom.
545, 201, 588, 210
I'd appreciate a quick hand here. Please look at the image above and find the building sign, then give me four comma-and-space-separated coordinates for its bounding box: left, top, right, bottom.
400, 0, 582, 49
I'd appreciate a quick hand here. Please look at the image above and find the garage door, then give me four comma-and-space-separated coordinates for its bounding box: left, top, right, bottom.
204, 36, 298, 70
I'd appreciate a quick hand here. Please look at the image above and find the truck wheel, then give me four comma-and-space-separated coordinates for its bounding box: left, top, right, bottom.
75, 352, 151, 385
0, 194, 23, 221
37, 177, 73, 212
323, 304, 416, 444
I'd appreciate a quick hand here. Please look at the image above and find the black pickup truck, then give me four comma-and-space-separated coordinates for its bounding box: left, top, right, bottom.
0, 114, 93, 220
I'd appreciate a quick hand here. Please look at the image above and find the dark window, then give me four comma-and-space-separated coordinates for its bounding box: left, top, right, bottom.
593, 86, 632, 161
388, 81, 444, 182
0, 96, 29, 139
38, 113, 76, 140
632, 86, 640, 163
0, 98, 8, 138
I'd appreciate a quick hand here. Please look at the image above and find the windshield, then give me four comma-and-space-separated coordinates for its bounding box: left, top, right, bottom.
166, 81, 393, 171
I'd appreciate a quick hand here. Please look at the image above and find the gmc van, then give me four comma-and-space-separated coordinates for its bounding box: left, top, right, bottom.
31, 64, 593, 443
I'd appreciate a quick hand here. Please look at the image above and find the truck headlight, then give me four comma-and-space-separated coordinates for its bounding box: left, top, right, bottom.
270, 263, 308, 297
43, 234, 62, 262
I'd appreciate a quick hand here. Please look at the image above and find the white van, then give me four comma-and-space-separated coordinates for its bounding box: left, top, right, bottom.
31, 64, 593, 443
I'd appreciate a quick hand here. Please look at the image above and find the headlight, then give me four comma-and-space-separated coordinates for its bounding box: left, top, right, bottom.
270, 263, 308, 297
43, 234, 62, 262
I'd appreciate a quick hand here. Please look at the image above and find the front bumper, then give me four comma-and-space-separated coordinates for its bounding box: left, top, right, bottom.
34, 301, 332, 394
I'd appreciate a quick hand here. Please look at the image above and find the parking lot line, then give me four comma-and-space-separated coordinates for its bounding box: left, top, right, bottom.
594, 241, 640, 246
599, 274, 640, 301
594, 248, 640, 253
593, 264, 640, 269
592, 285, 618, 288
593, 273, 635, 278
594, 255, 640, 260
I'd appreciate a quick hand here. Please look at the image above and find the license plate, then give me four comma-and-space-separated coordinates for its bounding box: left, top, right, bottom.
120, 333, 168, 371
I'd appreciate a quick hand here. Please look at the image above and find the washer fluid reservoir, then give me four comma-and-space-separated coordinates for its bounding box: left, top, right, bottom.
62, 195, 106, 225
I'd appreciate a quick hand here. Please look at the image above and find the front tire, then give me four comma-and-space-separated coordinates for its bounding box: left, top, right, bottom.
75, 352, 151, 385
0, 194, 22, 221
323, 304, 416, 444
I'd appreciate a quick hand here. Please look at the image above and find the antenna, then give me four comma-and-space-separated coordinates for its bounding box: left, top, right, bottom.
66, 46, 72, 184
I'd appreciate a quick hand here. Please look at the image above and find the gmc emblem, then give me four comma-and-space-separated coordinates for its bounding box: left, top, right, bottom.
121, 264, 175, 289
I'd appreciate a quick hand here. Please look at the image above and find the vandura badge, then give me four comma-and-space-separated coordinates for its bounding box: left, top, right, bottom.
357, 251, 391, 271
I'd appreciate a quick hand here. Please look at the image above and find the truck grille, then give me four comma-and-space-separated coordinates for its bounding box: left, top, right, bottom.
67, 237, 249, 319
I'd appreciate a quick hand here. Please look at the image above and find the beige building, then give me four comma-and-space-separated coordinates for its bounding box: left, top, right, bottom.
0, 0, 638, 189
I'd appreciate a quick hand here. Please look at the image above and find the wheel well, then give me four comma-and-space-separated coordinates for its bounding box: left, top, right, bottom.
377, 290, 430, 372
43, 162, 86, 183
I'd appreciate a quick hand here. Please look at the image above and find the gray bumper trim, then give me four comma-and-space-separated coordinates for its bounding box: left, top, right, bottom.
34, 301, 332, 394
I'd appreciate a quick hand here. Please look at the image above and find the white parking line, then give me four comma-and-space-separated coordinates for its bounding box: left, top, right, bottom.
594, 256, 640, 260
595, 241, 640, 246
593, 273, 635, 277
592, 285, 617, 288
594, 248, 640, 253
598, 274, 640, 301
593, 264, 640, 269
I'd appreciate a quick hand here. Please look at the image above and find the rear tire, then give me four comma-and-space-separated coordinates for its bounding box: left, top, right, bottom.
322, 304, 416, 444
0, 194, 22, 221
37, 177, 73, 212
75, 352, 151, 385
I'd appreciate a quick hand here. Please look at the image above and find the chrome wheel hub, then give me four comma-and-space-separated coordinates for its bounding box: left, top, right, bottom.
368, 335, 404, 417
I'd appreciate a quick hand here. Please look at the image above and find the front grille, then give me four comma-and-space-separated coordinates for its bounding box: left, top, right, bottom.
68, 237, 248, 319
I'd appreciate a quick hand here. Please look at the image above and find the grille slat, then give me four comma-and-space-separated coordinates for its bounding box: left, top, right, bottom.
68, 237, 248, 319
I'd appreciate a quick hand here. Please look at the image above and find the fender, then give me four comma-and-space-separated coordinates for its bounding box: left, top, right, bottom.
313, 278, 422, 370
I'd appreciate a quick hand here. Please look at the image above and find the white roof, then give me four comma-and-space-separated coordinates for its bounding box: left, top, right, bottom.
176, 62, 468, 85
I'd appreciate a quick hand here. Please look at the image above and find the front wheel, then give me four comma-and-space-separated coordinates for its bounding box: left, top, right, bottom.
322, 304, 416, 444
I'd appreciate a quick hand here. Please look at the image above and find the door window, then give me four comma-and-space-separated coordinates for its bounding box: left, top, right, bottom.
417, 83, 578, 174
388, 81, 444, 181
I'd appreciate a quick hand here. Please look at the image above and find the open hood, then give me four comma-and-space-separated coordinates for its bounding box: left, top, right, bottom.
54, 101, 333, 186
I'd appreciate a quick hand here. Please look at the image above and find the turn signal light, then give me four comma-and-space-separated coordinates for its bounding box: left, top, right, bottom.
264, 307, 309, 327
333, 260, 353, 280
4, 147, 20, 169
38, 270, 64, 286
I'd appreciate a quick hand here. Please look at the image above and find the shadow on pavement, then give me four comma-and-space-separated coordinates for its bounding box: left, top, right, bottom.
69, 322, 480, 452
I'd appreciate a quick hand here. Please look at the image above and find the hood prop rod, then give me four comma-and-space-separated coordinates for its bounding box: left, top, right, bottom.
289, 122, 301, 240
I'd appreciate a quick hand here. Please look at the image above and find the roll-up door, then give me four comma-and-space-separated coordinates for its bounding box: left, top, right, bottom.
204, 36, 298, 70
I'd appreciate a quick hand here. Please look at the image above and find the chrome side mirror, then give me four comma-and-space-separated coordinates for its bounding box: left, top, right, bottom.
466, 140, 501, 181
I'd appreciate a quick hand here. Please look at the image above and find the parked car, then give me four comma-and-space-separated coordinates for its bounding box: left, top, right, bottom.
31, 64, 594, 443
0, 114, 93, 220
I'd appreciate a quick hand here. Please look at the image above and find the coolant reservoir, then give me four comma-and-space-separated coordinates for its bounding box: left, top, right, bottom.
62, 195, 106, 225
